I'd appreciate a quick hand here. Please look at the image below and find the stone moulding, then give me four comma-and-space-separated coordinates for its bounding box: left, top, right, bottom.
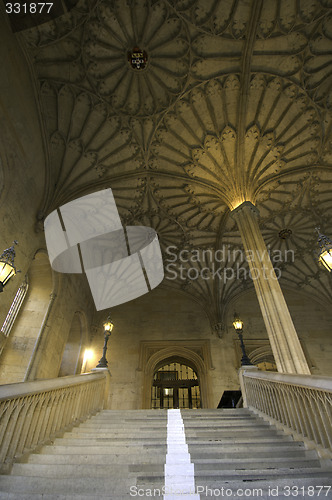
138, 339, 214, 409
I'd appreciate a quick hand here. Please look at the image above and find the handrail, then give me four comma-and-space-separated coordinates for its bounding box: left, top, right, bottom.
0, 372, 105, 400
240, 367, 332, 455
241, 369, 332, 392
0, 372, 107, 472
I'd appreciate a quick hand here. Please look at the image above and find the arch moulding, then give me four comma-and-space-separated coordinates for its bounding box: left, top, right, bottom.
138, 340, 214, 409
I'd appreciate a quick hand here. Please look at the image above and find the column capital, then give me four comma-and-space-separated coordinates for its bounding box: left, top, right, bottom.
231, 201, 260, 218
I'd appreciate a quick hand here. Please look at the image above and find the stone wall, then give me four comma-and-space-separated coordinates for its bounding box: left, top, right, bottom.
0, 13, 45, 346
0, 251, 94, 384
0, 15, 95, 384
24, 273, 94, 382
226, 287, 332, 377
88, 285, 332, 410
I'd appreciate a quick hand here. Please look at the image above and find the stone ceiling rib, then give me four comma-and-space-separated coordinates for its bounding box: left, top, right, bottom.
14, 0, 332, 330
236, 0, 263, 204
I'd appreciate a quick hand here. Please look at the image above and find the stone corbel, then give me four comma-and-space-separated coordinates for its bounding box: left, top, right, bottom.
213, 322, 224, 338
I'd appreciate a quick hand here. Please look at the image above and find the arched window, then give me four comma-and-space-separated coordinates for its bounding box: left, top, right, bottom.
0, 252, 53, 384
1, 276, 28, 337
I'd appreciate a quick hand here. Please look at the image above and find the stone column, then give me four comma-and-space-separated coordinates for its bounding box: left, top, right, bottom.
232, 201, 310, 375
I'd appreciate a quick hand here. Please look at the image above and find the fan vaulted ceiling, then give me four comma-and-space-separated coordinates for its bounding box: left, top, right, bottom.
12, 0, 332, 333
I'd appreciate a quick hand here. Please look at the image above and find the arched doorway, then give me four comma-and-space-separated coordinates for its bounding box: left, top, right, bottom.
142, 344, 211, 408
152, 358, 201, 409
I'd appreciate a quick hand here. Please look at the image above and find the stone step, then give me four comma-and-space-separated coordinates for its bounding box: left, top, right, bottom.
79, 419, 259, 427
91, 412, 252, 418
186, 427, 285, 436
25, 450, 317, 466
75, 426, 254, 434
189, 446, 311, 459
0, 495, 137, 500
186, 434, 292, 443
182, 421, 270, 428
191, 447, 316, 459
3, 469, 329, 496
73, 425, 167, 432
182, 415, 254, 420
81, 422, 167, 428
88, 414, 167, 419
88, 415, 167, 420
50, 436, 293, 449
78, 420, 259, 429
181, 413, 259, 418
55, 428, 284, 442
10, 463, 165, 477
93, 412, 250, 417
78, 421, 269, 430
92, 413, 251, 421
94, 410, 167, 415
51, 437, 168, 446
193, 457, 321, 470
38, 444, 167, 455
188, 438, 304, 447
58, 429, 283, 440
197, 474, 332, 489
37, 441, 308, 456
138, 466, 332, 483
0, 476, 135, 496
31, 449, 312, 465
12, 456, 322, 478
97, 409, 248, 414
182, 420, 270, 426
26, 454, 168, 465
63, 426, 167, 438
182, 409, 251, 414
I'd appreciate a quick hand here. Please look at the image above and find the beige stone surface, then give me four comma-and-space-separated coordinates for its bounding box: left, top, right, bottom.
232, 201, 310, 374
87, 286, 332, 409
0, 1, 331, 407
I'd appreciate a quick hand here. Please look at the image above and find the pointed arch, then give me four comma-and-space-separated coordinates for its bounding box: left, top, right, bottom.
142, 345, 211, 409
58, 310, 89, 376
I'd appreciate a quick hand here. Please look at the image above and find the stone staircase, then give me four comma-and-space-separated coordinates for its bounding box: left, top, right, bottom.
0, 408, 331, 499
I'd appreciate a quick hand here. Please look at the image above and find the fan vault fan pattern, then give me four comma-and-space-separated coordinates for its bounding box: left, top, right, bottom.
15, 0, 332, 335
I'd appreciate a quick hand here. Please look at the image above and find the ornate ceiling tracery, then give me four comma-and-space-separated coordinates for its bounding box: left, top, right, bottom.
13, 0, 332, 333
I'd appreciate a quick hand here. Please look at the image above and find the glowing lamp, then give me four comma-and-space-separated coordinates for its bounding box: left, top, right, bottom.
0, 241, 19, 292
96, 314, 114, 369
232, 316, 244, 332
232, 313, 252, 366
103, 315, 114, 332
316, 228, 332, 273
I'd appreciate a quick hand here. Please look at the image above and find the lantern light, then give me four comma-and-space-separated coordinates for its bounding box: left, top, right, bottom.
96, 314, 114, 369
232, 313, 252, 366
232, 315, 244, 332
0, 241, 19, 292
103, 315, 114, 332
316, 228, 332, 273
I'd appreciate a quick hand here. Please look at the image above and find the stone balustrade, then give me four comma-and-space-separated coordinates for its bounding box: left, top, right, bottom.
239, 367, 332, 456
0, 371, 108, 472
